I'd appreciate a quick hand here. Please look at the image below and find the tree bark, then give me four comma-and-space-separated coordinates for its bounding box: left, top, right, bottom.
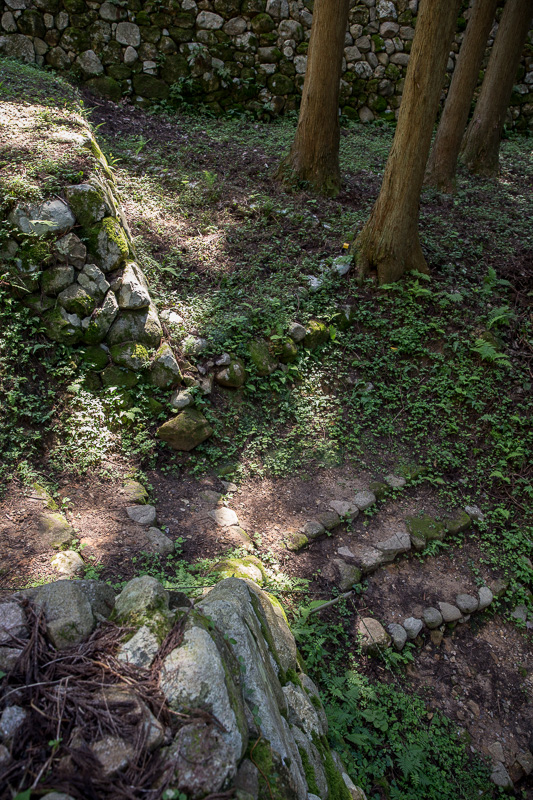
460, 0, 533, 177
275, 0, 349, 197
425, 0, 499, 193
354, 0, 462, 284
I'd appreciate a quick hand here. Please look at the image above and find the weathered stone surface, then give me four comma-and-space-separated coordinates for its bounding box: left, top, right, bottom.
358, 546, 386, 573
490, 762, 513, 789
438, 602, 462, 623
329, 499, 359, 520
211, 556, 265, 584
118, 624, 160, 668
316, 510, 341, 530
126, 505, 156, 526
41, 264, 75, 295
0, 647, 23, 672
82, 289, 118, 343
89, 217, 129, 272
464, 504, 484, 522
300, 519, 325, 540
0, 34, 35, 62
65, 183, 109, 227
288, 321, 306, 342
331, 559, 361, 591
216, 357, 246, 388
445, 510, 471, 535
9, 200, 75, 236
118, 262, 151, 309
384, 474, 406, 488
303, 320, 328, 349
91, 735, 134, 777
42, 306, 81, 345
0, 705, 27, 742
478, 586, 493, 610
285, 531, 308, 551
50, 550, 84, 577
110, 341, 150, 370
248, 339, 277, 376
374, 531, 410, 560
405, 514, 446, 543
387, 622, 407, 651
77, 263, 110, 301
422, 607, 442, 629
356, 617, 390, 653
116, 21, 140, 46
0, 603, 27, 645
456, 593, 479, 614
182, 335, 208, 356
37, 511, 75, 549
163, 721, 237, 799
107, 303, 162, 347
146, 527, 174, 556
122, 479, 148, 504
33, 581, 94, 649
72, 580, 115, 619
55, 233, 86, 268
353, 490, 376, 510
114, 575, 169, 621
149, 343, 182, 388
209, 506, 239, 527
170, 389, 193, 410
161, 625, 246, 760
200, 490, 222, 506
197, 10, 224, 29
58, 283, 96, 317
198, 579, 307, 800
157, 409, 213, 451
403, 617, 423, 639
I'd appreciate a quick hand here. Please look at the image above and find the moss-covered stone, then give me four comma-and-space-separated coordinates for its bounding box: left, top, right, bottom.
148, 343, 183, 389
267, 73, 294, 95
87, 217, 130, 272
157, 408, 213, 451
405, 514, 446, 544
251, 13, 274, 33
369, 480, 389, 500
160, 53, 189, 83
133, 74, 170, 99
148, 396, 166, 417
37, 511, 75, 549
107, 303, 162, 348
82, 345, 109, 371
24, 293, 55, 314
274, 337, 298, 363
445, 510, 472, 536
284, 531, 308, 552
303, 320, 329, 349
57, 284, 96, 317
85, 75, 122, 101
210, 555, 266, 585
110, 341, 151, 370
123, 478, 149, 504
42, 307, 82, 345
41, 264, 75, 296
101, 364, 139, 388
216, 357, 246, 388
248, 339, 277, 376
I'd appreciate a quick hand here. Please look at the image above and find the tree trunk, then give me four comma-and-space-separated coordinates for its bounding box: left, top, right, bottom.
354, 0, 462, 284
425, 0, 499, 193
460, 0, 533, 177
275, 0, 349, 197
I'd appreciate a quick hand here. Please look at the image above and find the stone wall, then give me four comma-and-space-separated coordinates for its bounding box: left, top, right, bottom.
0, 575, 367, 800
1, 0, 532, 127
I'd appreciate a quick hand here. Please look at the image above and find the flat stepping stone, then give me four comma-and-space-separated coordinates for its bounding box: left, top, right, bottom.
387, 623, 407, 651
478, 586, 493, 610
422, 607, 443, 629
126, 505, 156, 526
375, 532, 411, 561
208, 507, 239, 527
384, 474, 406, 488
456, 593, 478, 614
356, 617, 390, 654
329, 500, 359, 520
403, 617, 423, 639
300, 520, 325, 540
353, 490, 376, 511
438, 602, 462, 623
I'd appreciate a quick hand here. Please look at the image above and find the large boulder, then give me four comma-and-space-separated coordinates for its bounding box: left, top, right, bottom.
157, 408, 213, 451
107, 303, 163, 347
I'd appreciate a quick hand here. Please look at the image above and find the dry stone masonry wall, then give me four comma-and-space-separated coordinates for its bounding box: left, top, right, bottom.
0, 575, 367, 800
1, 0, 533, 127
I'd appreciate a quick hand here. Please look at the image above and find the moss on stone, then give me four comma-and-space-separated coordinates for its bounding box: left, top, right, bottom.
369, 480, 389, 500
303, 320, 329, 350
82, 345, 109, 371
298, 745, 319, 795
101, 364, 138, 388
405, 513, 446, 543
212, 556, 266, 586
110, 341, 150, 370
445, 510, 471, 536
316, 735, 352, 800
248, 339, 277, 376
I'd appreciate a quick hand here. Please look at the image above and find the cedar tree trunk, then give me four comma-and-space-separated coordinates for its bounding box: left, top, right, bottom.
460, 0, 533, 177
425, 0, 499, 193
275, 0, 349, 196
354, 0, 462, 284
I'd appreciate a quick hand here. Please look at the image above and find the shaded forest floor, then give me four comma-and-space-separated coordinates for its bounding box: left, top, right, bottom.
0, 60, 532, 799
